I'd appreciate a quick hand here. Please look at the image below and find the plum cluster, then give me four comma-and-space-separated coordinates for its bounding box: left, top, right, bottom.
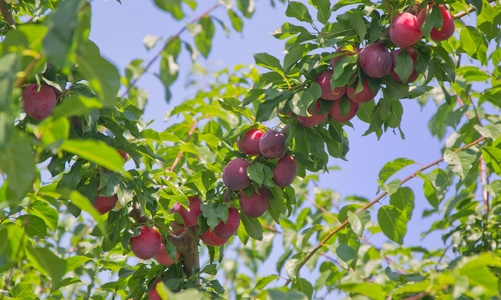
224, 128, 297, 216
293, 4, 456, 130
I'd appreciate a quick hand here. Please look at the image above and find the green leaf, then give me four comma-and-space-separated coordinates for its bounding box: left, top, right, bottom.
474, 124, 501, 140
153, 0, 184, 19
76, 40, 120, 106
237, 0, 255, 18
389, 187, 414, 221
328, 243, 357, 266
443, 148, 478, 178
26, 245, 66, 289
418, 169, 448, 209
0, 224, 25, 272
253, 53, 284, 74
377, 205, 407, 244
337, 282, 384, 300
348, 10, 367, 42
483, 146, 501, 176
0, 131, 36, 202
17, 215, 48, 238
284, 43, 318, 72
310, 0, 331, 24
347, 211, 363, 236
268, 289, 308, 300
285, 2, 313, 23
296, 224, 322, 251
219, 97, 255, 122
66, 256, 93, 273
460, 26, 488, 65
30, 201, 59, 232
194, 15, 214, 58
254, 275, 280, 290
11, 282, 36, 298
36, 117, 70, 145
63, 190, 106, 235
381, 178, 402, 195
241, 213, 263, 240
42, 0, 83, 66
0, 53, 17, 109
228, 9, 243, 32
378, 157, 416, 183
61, 139, 125, 173
51, 95, 103, 119
157, 37, 181, 102
291, 278, 313, 300
394, 49, 414, 84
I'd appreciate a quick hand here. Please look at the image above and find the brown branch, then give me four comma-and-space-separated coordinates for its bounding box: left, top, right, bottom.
0, 0, 15, 26
454, 0, 496, 19
167, 225, 200, 277
120, 3, 223, 98
285, 137, 486, 286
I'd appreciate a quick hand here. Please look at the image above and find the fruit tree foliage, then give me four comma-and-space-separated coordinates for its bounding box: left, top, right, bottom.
1, 0, 501, 299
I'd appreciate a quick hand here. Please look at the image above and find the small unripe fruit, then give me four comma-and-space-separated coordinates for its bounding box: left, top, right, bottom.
358, 43, 392, 78
154, 243, 181, 266
200, 230, 229, 247
417, 4, 455, 41
239, 187, 270, 218
259, 130, 287, 160
296, 99, 329, 128
313, 70, 346, 101
93, 190, 118, 214
273, 155, 298, 188
213, 207, 240, 239
22, 83, 57, 120
390, 12, 423, 47
347, 79, 377, 103
331, 46, 360, 69
389, 47, 419, 84
222, 158, 252, 191
329, 99, 360, 123
170, 196, 202, 227
129, 226, 162, 260
237, 129, 264, 155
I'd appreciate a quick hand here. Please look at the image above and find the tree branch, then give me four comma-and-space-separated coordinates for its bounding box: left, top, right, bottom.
285, 137, 486, 286
167, 225, 200, 277
120, 3, 223, 98
0, 0, 15, 26
453, 0, 496, 19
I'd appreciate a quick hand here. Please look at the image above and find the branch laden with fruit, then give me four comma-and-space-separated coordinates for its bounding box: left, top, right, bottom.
1, 0, 501, 299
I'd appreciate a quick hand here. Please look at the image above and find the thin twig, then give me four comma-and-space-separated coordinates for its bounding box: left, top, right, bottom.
284, 137, 486, 286
453, 0, 496, 19
165, 120, 199, 181
14, 52, 43, 87
120, 3, 222, 98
